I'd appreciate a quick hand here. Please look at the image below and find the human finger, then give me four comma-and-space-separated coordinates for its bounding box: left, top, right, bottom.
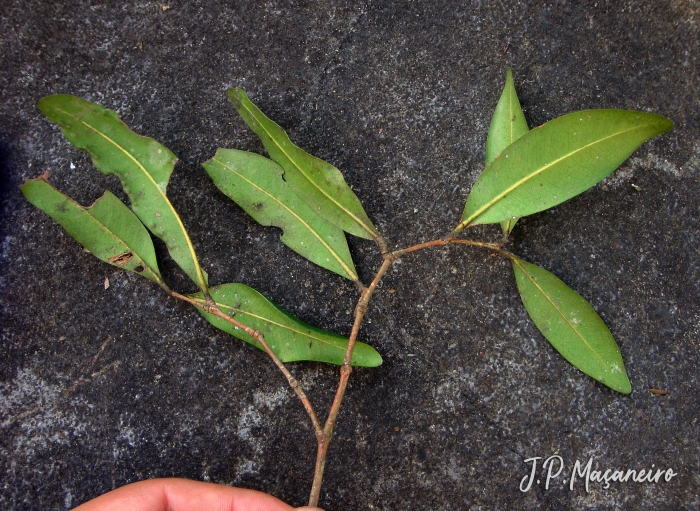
71, 478, 295, 511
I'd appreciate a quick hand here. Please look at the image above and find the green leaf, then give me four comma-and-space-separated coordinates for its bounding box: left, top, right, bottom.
485, 69, 529, 234
227, 88, 379, 240
191, 284, 382, 367
460, 109, 673, 229
203, 149, 358, 281
21, 176, 166, 287
38, 94, 208, 292
510, 256, 631, 394
485, 69, 529, 166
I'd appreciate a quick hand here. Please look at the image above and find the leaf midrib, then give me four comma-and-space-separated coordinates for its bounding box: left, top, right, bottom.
58, 107, 206, 290
57, 190, 162, 283
507, 82, 516, 144
212, 157, 357, 280
237, 99, 376, 238
513, 258, 610, 368
465, 123, 646, 226
195, 297, 349, 353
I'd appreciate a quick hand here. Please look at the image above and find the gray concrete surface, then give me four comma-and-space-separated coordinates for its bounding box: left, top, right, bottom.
1, 1, 699, 509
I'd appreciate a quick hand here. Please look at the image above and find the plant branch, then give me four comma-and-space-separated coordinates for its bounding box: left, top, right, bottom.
450, 239, 503, 251
169, 291, 322, 434
307, 234, 505, 506
307, 254, 394, 506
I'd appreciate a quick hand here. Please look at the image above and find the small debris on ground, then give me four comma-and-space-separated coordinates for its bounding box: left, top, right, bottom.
104, 277, 110, 290
647, 388, 667, 395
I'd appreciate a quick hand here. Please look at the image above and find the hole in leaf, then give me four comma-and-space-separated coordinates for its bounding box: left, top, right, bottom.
108, 252, 133, 266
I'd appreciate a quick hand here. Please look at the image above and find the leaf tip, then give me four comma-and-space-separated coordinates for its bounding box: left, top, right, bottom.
660, 115, 674, 133
227, 88, 246, 109
355, 345, 383, 367
37, 94, 60, 118
505, 68, 514, 84
613, 374, 632, 395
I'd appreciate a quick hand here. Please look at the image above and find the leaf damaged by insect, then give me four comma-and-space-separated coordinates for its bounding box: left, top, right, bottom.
38, 94, 209, 292
21, 177, 166, 287
227, 88, 379, 241
26, 71, 675, 507
108, 251, 134, 266
203, 149, 358, 281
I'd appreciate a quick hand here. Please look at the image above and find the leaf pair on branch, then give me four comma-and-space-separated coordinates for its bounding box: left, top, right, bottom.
459, 70, 672, 393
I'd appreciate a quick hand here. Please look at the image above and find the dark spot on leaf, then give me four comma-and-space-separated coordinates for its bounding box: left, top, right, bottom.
108, 252, 133, 266
134, 265, 144, 273
253, 202, 264, 211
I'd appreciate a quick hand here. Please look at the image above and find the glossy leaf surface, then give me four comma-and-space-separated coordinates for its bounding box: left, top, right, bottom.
511, 256, 631, 394
485, 69, 529, 234
191, 284, 382, 367
38, 94, 208, 291
203, 149, 358, 281
227, 88, 378, 240
21, 177, 165, 287
462, 109, 673, 227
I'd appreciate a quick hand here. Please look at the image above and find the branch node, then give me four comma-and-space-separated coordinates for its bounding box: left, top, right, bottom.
441, 231, 456, 243
385, 251, 402, 263
203, 295, 218, 313
355, 300, 369, 317
374, 234, 389, 255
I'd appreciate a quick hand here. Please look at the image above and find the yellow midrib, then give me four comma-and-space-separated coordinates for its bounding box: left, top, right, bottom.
213, 157, 357, 280
508, 84, 516, 144
464, 123, 645, 227
48, 184, 164, 285
238, 98, 376, 237
59, 108, 207, 291
197, 298, 351, 353
503, 83, 521, 233
513, 258, 609, 368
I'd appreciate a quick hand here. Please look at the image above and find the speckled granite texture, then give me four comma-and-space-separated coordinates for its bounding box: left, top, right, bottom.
1, 1, 699, 509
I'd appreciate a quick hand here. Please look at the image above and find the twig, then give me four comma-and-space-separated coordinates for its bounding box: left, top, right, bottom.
450, 239, 503, 251
172, 237, 506, 508
306, 235, 506, 506
170, 291, 322, 433
308, 255, 394, 506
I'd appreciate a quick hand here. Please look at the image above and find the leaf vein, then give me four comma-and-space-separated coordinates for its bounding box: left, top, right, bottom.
212, 157, 357, 280
236, 100, 375, 237
513, 258, 610, 368
58, 108, 206, 290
